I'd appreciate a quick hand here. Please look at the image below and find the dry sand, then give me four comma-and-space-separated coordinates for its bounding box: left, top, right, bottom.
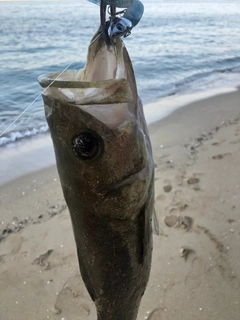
1, 89, 240, 320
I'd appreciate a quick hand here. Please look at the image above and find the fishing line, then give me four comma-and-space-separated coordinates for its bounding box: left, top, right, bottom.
0, 33, 101, 138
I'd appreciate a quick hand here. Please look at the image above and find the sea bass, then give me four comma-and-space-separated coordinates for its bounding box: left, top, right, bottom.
39, 31, 155, 320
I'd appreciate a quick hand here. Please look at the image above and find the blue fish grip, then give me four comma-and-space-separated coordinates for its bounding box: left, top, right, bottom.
123, 0, 143, 27
87, 0, 144, 28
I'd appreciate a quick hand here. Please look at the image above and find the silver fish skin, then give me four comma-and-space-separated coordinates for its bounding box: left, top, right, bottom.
108, 17, 132, 38
39, 32, 154, 320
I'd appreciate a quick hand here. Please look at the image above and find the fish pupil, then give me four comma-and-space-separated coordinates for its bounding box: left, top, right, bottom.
116, 23, 124, 31
72, 132, 99, 160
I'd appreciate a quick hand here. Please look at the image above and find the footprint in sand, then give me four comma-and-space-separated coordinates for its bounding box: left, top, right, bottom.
156, 194, 166, 202
163, 185, 172, 193
164, 215, 193, 231
230, 138, 240, 144
53, 274, 94, 318
172, 189, 185, 203
179, 246, 196, 261
174, 173, 186, 186
163, 179, 172, 193
185, 257, 204, 291
187, 176, 201, 190
163, 191, 189, 216
212, 153, 232, 160
187, 177, 199, 185
32, 249, 72, 270
145, 308, 163, 320
33, 249, 53, 270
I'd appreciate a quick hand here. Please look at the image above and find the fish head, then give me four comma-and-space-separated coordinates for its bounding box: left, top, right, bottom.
41, 32, 154, 222
108, 17, 132, 38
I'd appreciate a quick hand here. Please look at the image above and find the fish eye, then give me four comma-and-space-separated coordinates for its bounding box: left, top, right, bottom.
116, 23, 124, 32
72, 132, 100, 161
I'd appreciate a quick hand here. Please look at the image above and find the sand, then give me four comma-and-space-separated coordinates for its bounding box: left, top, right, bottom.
1, 89, 240, 320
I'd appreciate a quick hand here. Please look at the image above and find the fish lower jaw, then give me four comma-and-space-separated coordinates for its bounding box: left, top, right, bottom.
110, 166, 147, 191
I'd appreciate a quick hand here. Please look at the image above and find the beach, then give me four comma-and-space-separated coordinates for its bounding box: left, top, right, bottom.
1, 89, 240, 319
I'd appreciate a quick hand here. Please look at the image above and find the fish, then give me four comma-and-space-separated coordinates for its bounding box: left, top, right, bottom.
38, 30, 157, 320
108, 17, 132, 38
88, 0, 144, 38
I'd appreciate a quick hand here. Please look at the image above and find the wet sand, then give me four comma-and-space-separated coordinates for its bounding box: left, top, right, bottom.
1, 89, 240, 319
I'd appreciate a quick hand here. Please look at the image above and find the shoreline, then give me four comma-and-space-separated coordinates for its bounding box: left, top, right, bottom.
0, 133, 55, 186
1, 87, 240, 186
145, 86, 238, 125
1, 87, 240, 319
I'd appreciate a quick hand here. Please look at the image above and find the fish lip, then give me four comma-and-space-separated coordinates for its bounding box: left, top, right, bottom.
108, 167, 147, 192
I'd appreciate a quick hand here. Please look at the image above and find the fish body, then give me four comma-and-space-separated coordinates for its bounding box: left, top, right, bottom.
39, 32, 154, 320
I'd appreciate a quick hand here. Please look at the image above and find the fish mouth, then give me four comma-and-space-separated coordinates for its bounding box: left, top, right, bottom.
108, 167, 147, 192
39, 34, 130, 101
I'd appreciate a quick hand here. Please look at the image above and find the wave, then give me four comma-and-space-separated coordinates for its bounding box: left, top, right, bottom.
1, 74, 239, 148
140, 64, 240, 103
0, 125, 49, 147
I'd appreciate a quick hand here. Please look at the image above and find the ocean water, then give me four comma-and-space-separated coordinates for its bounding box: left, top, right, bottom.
0, 0, 240, 147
